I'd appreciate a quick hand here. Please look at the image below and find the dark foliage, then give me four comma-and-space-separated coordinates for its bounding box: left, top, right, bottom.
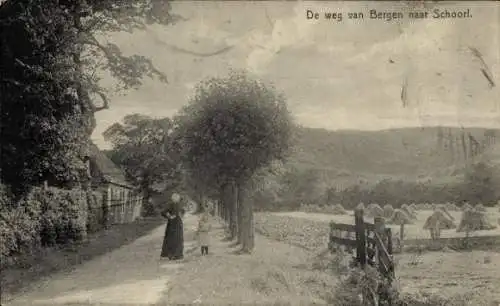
178, 70, 293, 192
1, 0, 90, 195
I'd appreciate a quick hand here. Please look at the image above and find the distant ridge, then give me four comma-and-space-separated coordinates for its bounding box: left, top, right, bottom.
285, 126, 500, 187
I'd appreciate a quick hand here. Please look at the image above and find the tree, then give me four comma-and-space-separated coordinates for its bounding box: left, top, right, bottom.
104, 114, 182, 215
0, 0, 181, 195
463, 162, 497, 205
178, 70, 293, 252
278, 167, 321, 206
0, 0, 93, 195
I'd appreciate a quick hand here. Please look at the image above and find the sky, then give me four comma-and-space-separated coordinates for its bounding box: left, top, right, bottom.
92, 1, 500, 149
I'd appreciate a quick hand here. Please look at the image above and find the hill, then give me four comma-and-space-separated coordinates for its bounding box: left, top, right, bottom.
285, 126, 500, 188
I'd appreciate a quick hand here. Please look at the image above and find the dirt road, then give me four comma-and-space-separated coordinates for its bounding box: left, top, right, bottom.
3, 214, 200, 306
4, 213, 335, 306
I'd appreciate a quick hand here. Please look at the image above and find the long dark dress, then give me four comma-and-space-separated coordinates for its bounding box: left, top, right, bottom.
160, 215, 184, 260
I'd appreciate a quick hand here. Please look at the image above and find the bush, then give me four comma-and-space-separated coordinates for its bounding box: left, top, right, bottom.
0, 204, 42, 265
330, 266, 375, 305
323, 170, 498, 211
329, 264, 480, 306
33, 187, 88, 246
1, 186, 89, 265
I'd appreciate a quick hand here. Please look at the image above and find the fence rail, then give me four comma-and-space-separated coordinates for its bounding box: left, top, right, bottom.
329, 209, 395, 279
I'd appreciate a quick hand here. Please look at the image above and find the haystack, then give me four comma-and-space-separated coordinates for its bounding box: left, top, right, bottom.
457, 208, 497, 232
366, 203, 384, 218
383, 204, 394, 219
462, 202, 472, 211
389, 209, 413, 243
409, 203, 417, 212
416, 203, 426, 211
435, 204, 455, 221
356, 202, 365, 211
423, 209, 456, 230
474, 203, 487, 213
401, 204, 417, 220
389, 209, 413, 225
446, 202, 459, 212
330, 203, 347, 215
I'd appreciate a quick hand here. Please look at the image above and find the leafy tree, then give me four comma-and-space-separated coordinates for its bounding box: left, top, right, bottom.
0, 0, 180, 195
0, 0, 92, 195
103, 114, 182, 215
178, 70, 293, 252
278, 167, 321, 206
463, 162, 497, 205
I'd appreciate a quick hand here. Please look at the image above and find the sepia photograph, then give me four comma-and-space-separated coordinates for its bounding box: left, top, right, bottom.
1, 0, 499, 305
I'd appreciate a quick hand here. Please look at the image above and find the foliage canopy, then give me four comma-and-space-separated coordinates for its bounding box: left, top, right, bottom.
178, 70, 293, 192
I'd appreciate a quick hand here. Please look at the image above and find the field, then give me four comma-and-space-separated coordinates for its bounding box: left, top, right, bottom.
274, 207, 500, 240
254, 209, 500, 305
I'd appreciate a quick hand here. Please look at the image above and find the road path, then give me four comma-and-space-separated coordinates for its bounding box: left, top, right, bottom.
4, 213, 199, 306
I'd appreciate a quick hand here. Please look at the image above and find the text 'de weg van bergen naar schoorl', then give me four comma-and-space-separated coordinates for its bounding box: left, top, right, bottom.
306, 8, 473, 22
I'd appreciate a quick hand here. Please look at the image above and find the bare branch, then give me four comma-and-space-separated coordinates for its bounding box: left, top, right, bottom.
92, 90, 110, 112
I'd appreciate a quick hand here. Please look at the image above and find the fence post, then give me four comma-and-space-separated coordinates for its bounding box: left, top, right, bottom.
354, 209, 366, 267
374, 216, 385, 273
103, 185, 111, 229
385, 228, 393, 255
329, 222, 335, 252
385, 227, 395, 279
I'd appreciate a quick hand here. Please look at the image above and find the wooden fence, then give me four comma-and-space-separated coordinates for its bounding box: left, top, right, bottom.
329, 209, 395, 280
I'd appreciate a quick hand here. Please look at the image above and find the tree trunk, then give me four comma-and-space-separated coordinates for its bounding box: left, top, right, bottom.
217, 200, 223, 219
241, 197, 255, 253
399, 224, 405, 249
237, 183, 244, 245
222, 191, 230, 223
226, 180, 238, 240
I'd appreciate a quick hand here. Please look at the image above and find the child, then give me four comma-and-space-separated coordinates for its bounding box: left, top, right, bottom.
196, 211, 211, 255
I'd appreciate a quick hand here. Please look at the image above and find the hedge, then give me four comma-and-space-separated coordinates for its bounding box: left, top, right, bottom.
0, 185, 90, 266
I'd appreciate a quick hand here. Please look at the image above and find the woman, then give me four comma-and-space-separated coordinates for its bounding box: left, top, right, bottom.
160, 194, 184, 260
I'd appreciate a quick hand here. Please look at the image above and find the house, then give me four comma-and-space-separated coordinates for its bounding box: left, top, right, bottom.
85, 143, 143, 225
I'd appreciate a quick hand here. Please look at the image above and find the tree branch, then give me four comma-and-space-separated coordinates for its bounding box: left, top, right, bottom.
92, 90, 110, 112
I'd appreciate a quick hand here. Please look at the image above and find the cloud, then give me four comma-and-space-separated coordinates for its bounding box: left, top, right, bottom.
244, 2, 316, 73
90, 1, 500, 149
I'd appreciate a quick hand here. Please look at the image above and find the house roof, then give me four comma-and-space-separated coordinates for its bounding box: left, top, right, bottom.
88, 143, 131, 188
